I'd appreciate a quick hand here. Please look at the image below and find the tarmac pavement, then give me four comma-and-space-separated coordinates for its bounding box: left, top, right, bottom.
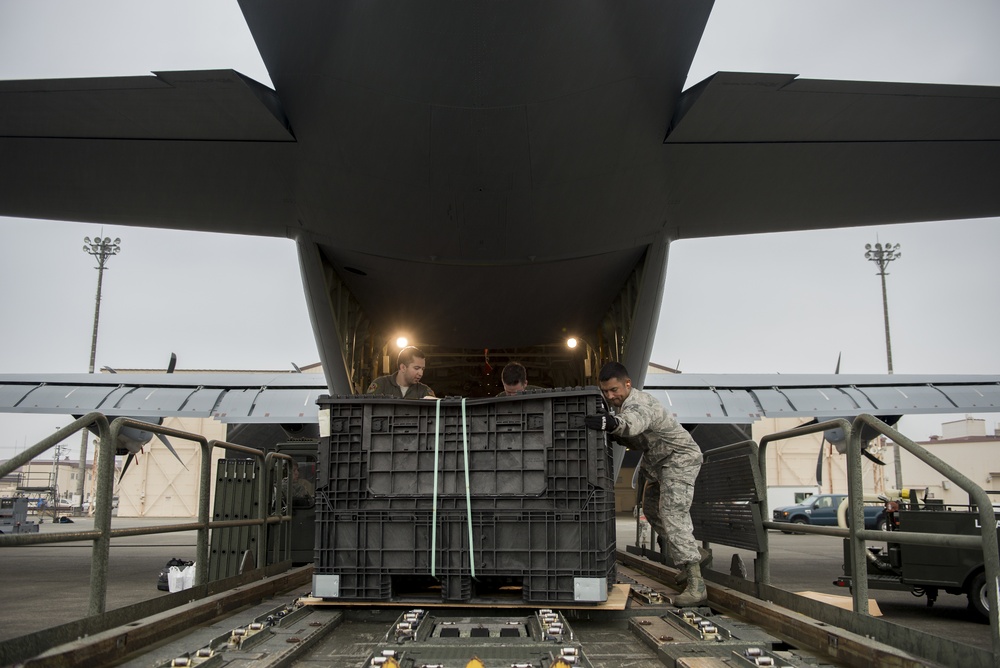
616, 513, 994, 651
0, 514, 993, 653
0, 515, 197, 642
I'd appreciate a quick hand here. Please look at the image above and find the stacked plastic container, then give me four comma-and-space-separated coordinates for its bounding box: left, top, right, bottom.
311, 388, 616, 603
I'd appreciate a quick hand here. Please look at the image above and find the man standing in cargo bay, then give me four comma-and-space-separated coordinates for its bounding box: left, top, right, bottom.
366, 346, 436, 399
585, 361, 706, 606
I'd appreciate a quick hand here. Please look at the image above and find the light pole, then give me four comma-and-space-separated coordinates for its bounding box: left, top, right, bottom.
864, 241, 901, 374
75, 235, 121, 510
864, 240, 902, 488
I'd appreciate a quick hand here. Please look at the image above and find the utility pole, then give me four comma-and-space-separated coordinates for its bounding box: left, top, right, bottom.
75, 235, 121, 510
864, 240, 903, 489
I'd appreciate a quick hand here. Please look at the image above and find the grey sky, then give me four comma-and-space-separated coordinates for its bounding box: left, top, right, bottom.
1, 1, 999, 456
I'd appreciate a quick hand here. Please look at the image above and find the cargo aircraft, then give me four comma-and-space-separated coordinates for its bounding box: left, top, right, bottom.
1, 1, 999, 458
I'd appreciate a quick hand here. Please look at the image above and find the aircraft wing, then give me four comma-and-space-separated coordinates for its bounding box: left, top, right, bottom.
3, 68, 998, 376
0, 373, 327, 424
0, 70, 297, 236
2, 68, 998, 253
644, 373, 1000, 424
1, 372, 997, 427
664, 72, 1000, 241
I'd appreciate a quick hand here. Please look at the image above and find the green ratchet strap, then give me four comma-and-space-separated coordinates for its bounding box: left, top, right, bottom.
461, 398, 476, 580
429, 398, 477, 581
431, 398, 441, 577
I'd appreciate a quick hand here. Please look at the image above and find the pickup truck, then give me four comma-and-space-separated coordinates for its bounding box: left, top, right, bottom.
771, 493, 887, 532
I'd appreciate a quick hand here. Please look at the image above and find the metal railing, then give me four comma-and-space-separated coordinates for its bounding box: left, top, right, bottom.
0, 414, 293, 616
700, 439, 768, 582
757, 418, 853, 585
632, 438, 769, 582
846, 414, 1000, 655
758, 414, 1000, 659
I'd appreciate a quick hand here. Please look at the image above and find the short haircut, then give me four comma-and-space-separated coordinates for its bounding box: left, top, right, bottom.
501, 362, 527, 386
397, 346, 425, 368
598, 361, 630, 383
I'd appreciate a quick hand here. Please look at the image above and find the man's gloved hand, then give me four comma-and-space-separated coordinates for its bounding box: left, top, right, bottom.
584, 414, 619, 432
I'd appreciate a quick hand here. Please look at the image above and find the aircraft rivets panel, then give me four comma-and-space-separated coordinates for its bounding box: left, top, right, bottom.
646, 389, 724, 421
838, 387, 879, 412
245, 389, 323, 422
9, 384, 117, 411
938, 384, 1000, 410
777, 387, 862, 413
715, 389, 765, 421
859, 385, 953, 411
646, 389, 761, 423
212, 389, 257, 421
113, 387, 208, 413
0, 384, 35, 409
172, 387, 226, 413
749, 389, 796, 414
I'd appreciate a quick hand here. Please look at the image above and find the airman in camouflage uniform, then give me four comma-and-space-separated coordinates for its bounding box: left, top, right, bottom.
366, 346, 436, 400
585, 361, 706, 606
495, 361, 545, 396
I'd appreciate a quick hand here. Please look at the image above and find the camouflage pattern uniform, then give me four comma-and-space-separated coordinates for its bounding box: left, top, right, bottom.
609, 387, 702, 566
366, 374, 436, 399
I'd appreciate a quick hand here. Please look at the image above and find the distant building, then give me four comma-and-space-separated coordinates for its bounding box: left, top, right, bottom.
0, 455, 97, 509
752, 416, 889, 511
885, 417, 1000, 506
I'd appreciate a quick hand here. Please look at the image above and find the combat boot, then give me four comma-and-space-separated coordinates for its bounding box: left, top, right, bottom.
670, 562, 707, 607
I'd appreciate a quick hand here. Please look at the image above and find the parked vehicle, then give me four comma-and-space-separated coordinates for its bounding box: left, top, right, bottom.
771, 493, 887, 533
835, 491, 998, 621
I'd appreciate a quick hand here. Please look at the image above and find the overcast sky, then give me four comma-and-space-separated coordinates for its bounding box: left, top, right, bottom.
1, 1, 999, 457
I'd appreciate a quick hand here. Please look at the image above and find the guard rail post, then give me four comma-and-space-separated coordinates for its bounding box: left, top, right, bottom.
89, 415, 120, 616
261, 451, 294, 570
845, 420, 869, 617
757, 418, 852, 587
851, 414, 1000, 658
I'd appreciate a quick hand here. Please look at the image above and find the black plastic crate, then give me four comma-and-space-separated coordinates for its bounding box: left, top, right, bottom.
312, 389, 616, 603
313, 490, 616, 602
316, 388, 611, 511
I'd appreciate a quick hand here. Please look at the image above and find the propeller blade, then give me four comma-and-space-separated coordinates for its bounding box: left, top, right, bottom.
166, 353, 177, 374
156, 433, 188, 470
119, 453, 135, 482
862, 448, 886, 466
815, 439, 825, 486
834, 352, 842, 375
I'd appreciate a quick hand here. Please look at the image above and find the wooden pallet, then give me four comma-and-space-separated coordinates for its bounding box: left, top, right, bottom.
299, 583, 630, 610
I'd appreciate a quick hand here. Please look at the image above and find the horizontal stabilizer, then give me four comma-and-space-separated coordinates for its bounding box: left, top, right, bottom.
0, 70, 293, 141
